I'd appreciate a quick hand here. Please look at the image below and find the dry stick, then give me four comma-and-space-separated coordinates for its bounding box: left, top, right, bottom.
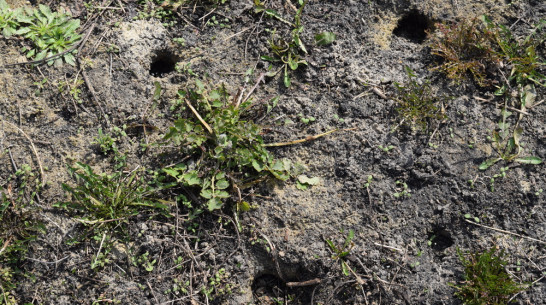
147, 280, 159, 304
474, 96, 530, 115
92, 233, 107, 267
529, 99, 545, 109
263, 127, 356, 147
185, 99, 212, 134
222, 26, 252, 42
464, 219, 546, 244
3, 121, 45, 187
257, 230, 285, 281
241, 72, 266, 105
373, 242, 405, 253
286, 278, 322, 288
7, 147, 17, 171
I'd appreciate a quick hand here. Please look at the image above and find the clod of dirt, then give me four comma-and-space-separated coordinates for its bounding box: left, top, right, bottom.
393, 10, 432, 43
117, 20, 168, 79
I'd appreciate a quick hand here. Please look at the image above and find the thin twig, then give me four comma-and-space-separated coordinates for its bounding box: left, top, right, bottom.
373, 242, 405, 253
92, 233, 107, 267
222, 27, 252, 42
185, 99, 212, 134
264, 128, 356, 147
474, 96, 530, 115
26, 256, 70, 265
286, 278, 322, 287
464, 219, 546, 244
241, 72, 266, 105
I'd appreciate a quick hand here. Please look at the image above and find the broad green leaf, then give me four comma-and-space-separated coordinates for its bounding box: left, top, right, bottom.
64, 53, 76, 66
296, 181, 308, 190
215, 179, 229, 190
521, 84, 536, 108
293, 34, 307, 54
252, 160, 264, 172
200, 188, 212, 199
479, 158, 501, 170
297, 175, 320, 185
341, 261, 350, 276
314, 31, 336, 46
515, 157, 542, 165
183, 172, 200, 186
207, 198, 223, 211
288, 58, 298, 70
260, 55, 279, 62
215, 190, 230, 198
215, 172, 225, 180
153, 81, 162, 101
237, 201, 250, 212
343, 229, 355, 249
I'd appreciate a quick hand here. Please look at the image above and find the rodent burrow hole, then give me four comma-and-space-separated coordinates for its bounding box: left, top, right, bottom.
393, 10, 433, 44
149, 50, 179, 77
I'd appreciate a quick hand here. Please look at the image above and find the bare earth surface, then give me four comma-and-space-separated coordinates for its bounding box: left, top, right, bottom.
0, 0, 545, 304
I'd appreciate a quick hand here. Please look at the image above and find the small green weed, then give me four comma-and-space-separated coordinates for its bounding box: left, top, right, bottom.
393, 67, 447, 131
326, 229, 355, 277
258, 0, 309, 87
393, 180, 411, 198
452, 247, 526, 305
201, 268, 233, 300
429, 16, 545, 89
479, 109, 542, 170
0, 0, 28, 37
55, 162, 170, 235
429, 16, 499, 87
0, 1, 81, 66
162, 79, 296, 211
0, 164, 44, 303
485, 17, 546, 88
136, 0, 227, 26
132, 251, 156, 272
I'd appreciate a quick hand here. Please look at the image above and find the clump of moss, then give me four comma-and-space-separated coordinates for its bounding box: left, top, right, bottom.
428, 16, 499, 87
452, 247, 526, 305
393, 66, 447, 131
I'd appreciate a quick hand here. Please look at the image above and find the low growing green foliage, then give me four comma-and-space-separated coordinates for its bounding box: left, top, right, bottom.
163, 79, 294, 211
479, 109, 542, 170
429, 16, 499, 87
429, 16, 545, 88
259, 0, 309, 87
0, 1, 81, 66
452, 247, 526, 305
485, 17, 546, 88
56, 162, 170, 233
0, 164, 44, 303
20, 5, 81, 66
394, 66, 447, 130
326, 229, 355, 277
0, 0, 29, 37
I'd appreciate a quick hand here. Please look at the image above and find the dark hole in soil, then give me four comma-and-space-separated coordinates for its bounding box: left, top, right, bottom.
428, 228, 454, 251
252, 273, 313, 303
252, 274, 286, 301
393, 10, 432, 44
149, 50, 178, 77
